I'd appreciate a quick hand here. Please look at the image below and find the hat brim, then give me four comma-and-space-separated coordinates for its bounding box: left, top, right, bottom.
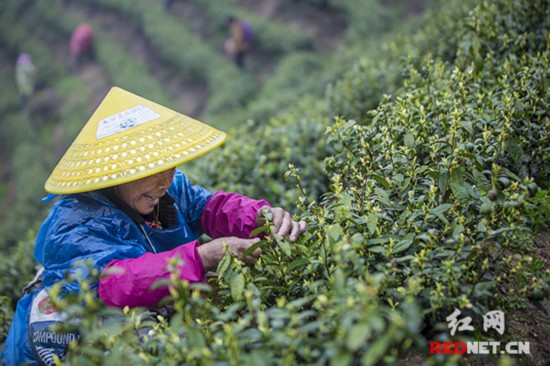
44, 87, 226, 194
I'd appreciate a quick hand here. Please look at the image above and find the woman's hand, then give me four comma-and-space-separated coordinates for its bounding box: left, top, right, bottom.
256, 206, 307, 242
198, 207, 306, 272
197, 237, 261, 272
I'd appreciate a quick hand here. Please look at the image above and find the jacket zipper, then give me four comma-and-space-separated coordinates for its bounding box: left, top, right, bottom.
139, 224, 157, 254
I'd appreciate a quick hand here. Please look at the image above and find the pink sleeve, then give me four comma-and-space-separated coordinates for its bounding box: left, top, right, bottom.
200, 191, 271, 239
98, 240, 206, 308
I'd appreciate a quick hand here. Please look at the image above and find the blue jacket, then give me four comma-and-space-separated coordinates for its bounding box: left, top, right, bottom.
1, 171, 211, 365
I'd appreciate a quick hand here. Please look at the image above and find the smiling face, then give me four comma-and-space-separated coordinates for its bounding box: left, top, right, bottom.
115, 168, 176, 215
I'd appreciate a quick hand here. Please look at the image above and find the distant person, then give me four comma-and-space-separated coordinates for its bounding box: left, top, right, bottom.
70, 23, 94, 68
15, 53, 37, 109
224, 16, 254, 70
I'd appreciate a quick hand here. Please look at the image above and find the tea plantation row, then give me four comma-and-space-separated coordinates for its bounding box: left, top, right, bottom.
1, 0, 549, 365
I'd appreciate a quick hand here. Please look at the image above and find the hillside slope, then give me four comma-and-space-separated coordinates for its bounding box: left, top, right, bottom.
0, 0, 414, 250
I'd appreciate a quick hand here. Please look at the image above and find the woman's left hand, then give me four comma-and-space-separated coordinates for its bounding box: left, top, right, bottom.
256, 206, 307, 242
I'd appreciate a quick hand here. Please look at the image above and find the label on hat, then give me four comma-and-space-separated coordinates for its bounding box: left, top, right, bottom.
96, 104, 160, 139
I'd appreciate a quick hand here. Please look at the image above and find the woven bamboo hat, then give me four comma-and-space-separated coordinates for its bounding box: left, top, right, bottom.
45, 87, 226, 194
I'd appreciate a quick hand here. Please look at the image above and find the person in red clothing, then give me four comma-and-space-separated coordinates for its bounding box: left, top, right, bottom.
1, 87, 307, 365
70, 23, 94, 68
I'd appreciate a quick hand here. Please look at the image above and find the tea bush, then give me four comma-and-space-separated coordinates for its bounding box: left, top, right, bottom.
0, 296, 13, 345
326, 55, 405, 121
123, 1, 550, 363
331, 0, 394, 45
235, 52, 328, 125
46, 256, 423, 366
0, 235, 38, 311
525, 189, 550, 232
2, 0, 550, 364
322, 51, 549, 315
292, 0, 395, 44
186, 95, 333, 211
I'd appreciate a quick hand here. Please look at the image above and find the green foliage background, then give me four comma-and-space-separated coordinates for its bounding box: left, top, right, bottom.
1, 0, 549, 364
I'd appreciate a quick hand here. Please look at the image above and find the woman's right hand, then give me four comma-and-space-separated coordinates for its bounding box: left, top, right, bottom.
197, 236, 261, 272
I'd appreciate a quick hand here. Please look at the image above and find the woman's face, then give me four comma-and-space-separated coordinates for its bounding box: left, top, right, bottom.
116, 168, 176, 215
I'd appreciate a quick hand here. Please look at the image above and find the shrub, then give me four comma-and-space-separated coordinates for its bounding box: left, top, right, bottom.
186, 96, 332, 211
2, 0, 549, 365
0, 235, 38, 315
0, 296, 14, 344
317, 0, 550, 334
236, 52, 328, 125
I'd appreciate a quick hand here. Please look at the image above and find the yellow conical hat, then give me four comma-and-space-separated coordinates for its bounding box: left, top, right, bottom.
45, 87, 226, 194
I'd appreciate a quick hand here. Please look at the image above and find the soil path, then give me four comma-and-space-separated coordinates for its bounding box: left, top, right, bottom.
508, 229, 550, 366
